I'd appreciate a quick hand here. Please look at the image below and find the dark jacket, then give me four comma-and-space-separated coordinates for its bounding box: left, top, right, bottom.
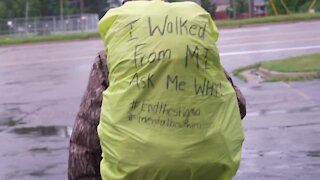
68, 51, 246, 180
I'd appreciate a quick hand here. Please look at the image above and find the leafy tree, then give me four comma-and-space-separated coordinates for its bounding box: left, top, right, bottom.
236, 0, 248, 14
0, 0, 71, 19
267, 0, 318, 15
228, 0, 249, 17
314, 1, 320, 12
0, 0, 25, 19
84, 0, 112, 19
201, 0, 217, 17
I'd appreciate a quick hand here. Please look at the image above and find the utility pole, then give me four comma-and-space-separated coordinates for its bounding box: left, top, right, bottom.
60, 0, 64, 31
25, 0, 29, 34
80, 0, 85, 31
248, 0, 255, 18
60, 0, 64, 21
232, 0, 237, 19
80, 0, 84, 16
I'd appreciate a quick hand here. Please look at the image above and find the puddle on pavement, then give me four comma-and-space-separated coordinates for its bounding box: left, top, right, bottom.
288, 106, 320, 114
250, 85, 263, 90
11, 126, 72, 138
306, 151, 320, 158
4, 81, 24, 85
0, 117, 25, 133
0, 117, 25, 127
249, 105, 320, 117
0, 107, 27, 129
29, 146, 68, 154
29, 147, 50, 153
28, 163, 60, 177
29, 171, 46, 177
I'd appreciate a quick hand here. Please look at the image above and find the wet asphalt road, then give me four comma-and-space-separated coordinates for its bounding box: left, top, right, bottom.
0, 20, 320, 180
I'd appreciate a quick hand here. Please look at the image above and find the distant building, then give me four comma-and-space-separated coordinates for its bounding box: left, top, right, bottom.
213, 0, 267, 19
254, 0, 268, 17
214, 0, 229, 19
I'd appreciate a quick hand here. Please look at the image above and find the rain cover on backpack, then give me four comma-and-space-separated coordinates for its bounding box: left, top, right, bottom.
98, 1, 244, 180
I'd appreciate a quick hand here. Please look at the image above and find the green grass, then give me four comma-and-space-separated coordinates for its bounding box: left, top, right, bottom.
0, 32, 99, 46
265, 75, 320, 82
233, 53, 320, 82
261, 53, 320, 72
215, 13, 320, 27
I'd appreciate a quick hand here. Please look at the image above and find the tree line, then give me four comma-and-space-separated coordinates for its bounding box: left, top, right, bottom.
267, 0, 320, 15
0, 0, 118, 19
0, 0, 318, 20
0, 0, 216, 20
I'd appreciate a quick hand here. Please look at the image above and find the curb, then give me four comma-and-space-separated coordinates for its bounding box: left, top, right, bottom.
258, 67, 319, 79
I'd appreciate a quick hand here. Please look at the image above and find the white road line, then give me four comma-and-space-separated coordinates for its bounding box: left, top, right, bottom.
246, 112, 261, 117
267, 109, 288, 115
220, 22, 320, 36
220, 45, 320, 56
281, 82, 313, 102
0, 39, 102, 51
0, 56, 94, 67
221, 29, 319, 41
218, 37, 320, 48
220, 27, 271, 34
246, 106, 320, 117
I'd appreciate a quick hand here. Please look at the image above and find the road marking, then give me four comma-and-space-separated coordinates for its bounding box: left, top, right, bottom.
265, 109, 288, 115
218, 37, 320, 48
0, 39, 102, 51
220, 27, 270, 34
281, 82, 312, 101
220, 45, 320, 56
247, 105, 320, 117
221, 29, 319, 41
220, 21, 320, 36
0, 56, 94, 67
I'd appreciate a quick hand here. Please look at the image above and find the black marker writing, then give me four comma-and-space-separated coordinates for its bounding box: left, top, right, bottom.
129, 73, 154, 89
125, 18, 140, 41
148, 15, 207, 39
194, 78, 222, 96
185, 45, 199, 68
133, 43, 171, 68
148, 15, 168, 36
166, 75, 186, 91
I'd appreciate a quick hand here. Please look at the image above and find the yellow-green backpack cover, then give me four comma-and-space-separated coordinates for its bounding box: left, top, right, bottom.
98, 1, 244, 179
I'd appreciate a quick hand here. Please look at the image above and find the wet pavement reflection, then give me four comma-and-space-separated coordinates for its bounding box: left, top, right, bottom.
233, 108, 320, 180
10, 126, 72, 138
0, 107, 73, 179
306, 151, 320, 158
0, 124, 71, 179
0, 117, 24, 127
